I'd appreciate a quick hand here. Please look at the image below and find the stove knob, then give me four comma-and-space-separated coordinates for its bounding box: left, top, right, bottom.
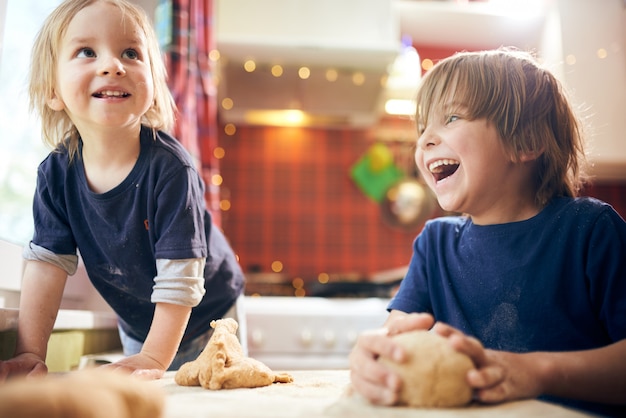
300, 329, 313, 347
250, 329, 264, 347
323, 330, 336, 348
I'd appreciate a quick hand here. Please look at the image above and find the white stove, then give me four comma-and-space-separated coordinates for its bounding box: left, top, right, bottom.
243, 296, 390, 370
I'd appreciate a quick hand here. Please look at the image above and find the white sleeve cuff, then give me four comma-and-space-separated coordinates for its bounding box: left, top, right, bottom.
151, 258, 206, 307
22, 242, 78, 275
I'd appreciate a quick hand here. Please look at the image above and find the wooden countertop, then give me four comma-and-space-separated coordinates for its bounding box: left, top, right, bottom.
156, 370, 592, 418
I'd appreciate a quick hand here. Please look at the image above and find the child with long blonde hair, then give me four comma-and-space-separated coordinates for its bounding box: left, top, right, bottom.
0, 0, 245, 381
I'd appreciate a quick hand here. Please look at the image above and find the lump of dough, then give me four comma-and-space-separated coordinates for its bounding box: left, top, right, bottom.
175, 318, 293, 389
0, 368, 165, 418
378, 330, 474, 408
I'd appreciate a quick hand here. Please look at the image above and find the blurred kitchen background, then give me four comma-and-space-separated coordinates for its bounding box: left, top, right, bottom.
182, 0, 626, 298
1, 0, 625, 370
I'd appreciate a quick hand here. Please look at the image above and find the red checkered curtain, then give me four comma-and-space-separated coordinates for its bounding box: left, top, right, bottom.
158, 0, 222, 226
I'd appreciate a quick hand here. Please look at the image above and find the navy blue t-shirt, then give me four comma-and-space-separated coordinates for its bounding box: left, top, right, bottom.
389, 196, 626, 415
31, 126, 244, 344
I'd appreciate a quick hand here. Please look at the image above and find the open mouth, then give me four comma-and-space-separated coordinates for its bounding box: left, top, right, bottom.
93, 90, 130, 98
428, 159, 460, 182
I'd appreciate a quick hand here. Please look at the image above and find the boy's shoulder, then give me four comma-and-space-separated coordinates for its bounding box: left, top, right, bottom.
142, 127, 195, 169
551, 196, 618, 220
421, 196, 622, 236
424, 214, 469, 229
420, 215, 470, 239
38, 141, 72, 173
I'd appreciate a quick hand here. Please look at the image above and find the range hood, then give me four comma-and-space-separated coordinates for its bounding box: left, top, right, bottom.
215, 0, 403, 127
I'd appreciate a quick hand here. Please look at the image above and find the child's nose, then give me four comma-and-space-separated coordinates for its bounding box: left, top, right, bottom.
98, 56, 126, 76
417, 127, 439, 149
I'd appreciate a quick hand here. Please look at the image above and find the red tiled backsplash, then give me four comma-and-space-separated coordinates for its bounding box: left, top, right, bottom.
218, 122, 626, 295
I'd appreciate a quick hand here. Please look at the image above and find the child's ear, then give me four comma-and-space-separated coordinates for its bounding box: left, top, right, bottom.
46, 91, 65, 111
519, 147, 544, 162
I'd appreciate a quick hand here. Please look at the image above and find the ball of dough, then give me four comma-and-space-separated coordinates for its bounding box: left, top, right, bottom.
379, 330, 474, 408
0, 368, 165, 418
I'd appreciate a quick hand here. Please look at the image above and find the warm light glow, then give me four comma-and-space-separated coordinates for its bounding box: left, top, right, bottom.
243, 110, 348, 127
208, 49, 220, 62
213, 147, 225, 159
285, 110, 306, 124
385, 99, 417, 116
211, 174, 223, 186
325, 68, 338, 82
219, 199, 231, 211
245, 109, 306, 126
597, 48, 608, 59
298, 66, 311, 79
271, 260, 283, 273
317, 272, 329, 284
565, 54, 577, 65
352, 71, 365, 86
422, 58, 434, 71
294, 288, 306, 297
221, 97, 234, 110
271, 64, 283, 77
244, 60, 256, 72
292, 277, 304, 289
224, 123, 236, 135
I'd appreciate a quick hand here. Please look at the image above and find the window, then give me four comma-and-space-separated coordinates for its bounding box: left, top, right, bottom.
0, 0, 61, 245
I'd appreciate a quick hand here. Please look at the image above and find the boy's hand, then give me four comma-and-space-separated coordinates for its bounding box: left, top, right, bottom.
386, 312, 436, 336
432, 322, 542, 403
0, 352, 48, 382
349, 327, 403, 405
100, 353, 166, 380
348, 312, 435, 406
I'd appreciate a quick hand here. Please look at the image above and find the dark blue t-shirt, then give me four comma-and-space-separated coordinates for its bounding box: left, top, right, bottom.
31, 126, 244, 344
389, 196, 626, 416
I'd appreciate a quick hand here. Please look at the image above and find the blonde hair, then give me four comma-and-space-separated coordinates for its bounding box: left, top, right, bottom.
415, 48, 587, 205
29, 0, 176, 160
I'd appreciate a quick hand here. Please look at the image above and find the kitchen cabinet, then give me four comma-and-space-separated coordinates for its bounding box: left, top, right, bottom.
0, 308, 120, 371
547, 0, 626, 180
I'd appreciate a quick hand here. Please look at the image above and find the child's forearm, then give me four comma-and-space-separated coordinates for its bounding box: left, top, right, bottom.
14, 261, 67, 359
140, 302, 192, 370
536, 339, 626, 404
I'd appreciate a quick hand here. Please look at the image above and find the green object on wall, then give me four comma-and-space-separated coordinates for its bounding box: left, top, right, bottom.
350, 147, 404, 202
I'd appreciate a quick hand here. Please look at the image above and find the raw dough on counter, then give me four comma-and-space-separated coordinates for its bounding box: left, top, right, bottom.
175, 318, 293, 389
379, 330, 474, 408
0, 368, 165, 418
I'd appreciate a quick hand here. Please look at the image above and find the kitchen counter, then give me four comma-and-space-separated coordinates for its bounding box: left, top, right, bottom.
0, 308, 120, 371
0, 308, 18, 332
155, 370, 592, 418
0, 308, 117, 332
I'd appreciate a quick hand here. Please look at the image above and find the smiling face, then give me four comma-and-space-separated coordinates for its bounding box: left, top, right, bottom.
412, 50, 558, 225
415, 104, 522, 223
47, 1, 154, 137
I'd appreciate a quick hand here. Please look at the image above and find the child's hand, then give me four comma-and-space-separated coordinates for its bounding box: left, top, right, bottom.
100, 353, 166, 380
432, 322, 543, 404
0, 352, 48, 382
348, 312, 435, 405
386, 312, 436, 336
